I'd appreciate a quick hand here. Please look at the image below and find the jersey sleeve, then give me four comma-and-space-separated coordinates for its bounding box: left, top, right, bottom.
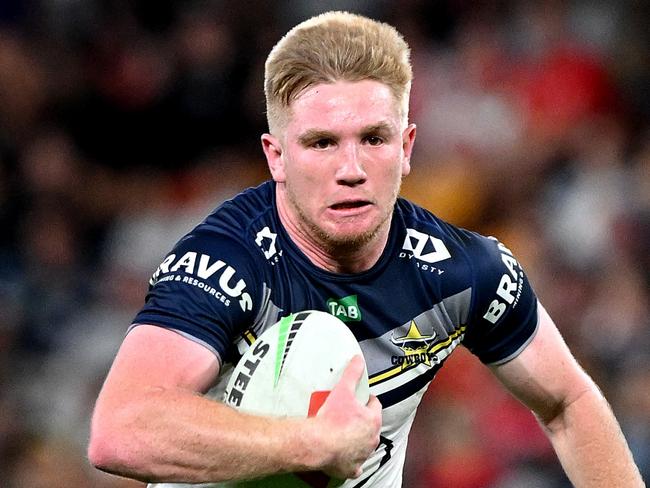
130, 229, 262, 365
462, 235, 539, 365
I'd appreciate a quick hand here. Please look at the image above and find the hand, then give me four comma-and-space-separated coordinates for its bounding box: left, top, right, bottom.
313, 355, 382, 479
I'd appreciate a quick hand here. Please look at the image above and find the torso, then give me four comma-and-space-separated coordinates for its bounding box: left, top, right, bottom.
135, 181, 539, 487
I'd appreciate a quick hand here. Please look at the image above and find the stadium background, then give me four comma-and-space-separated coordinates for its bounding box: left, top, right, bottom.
0, 1, 648, 486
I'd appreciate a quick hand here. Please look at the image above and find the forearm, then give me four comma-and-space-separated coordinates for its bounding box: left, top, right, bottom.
89, 387, 323, 483
540, 387, 644, 488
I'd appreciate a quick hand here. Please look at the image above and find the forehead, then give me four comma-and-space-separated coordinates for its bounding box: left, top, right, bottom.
286, 80, 401, 134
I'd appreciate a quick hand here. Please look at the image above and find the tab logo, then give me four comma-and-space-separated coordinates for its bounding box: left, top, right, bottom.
401, 228, 451, 264
327, 295, 361, 322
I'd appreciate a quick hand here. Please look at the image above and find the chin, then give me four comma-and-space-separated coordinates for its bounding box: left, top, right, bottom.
318, 223, 381, 251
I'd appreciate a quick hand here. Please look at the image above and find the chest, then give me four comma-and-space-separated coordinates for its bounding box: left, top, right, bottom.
233, 260, 471, 417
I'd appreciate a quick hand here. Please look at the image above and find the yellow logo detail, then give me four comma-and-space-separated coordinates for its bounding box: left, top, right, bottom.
390, 321, 437, 369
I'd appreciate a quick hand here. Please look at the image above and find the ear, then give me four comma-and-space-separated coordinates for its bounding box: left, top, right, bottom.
401, 123, 417, 177
261, 133, 286, 182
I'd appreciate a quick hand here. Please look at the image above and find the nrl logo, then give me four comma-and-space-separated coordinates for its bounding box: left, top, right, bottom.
390, 321, 438, 369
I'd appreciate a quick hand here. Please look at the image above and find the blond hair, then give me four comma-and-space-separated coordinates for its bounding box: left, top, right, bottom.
264, 11, 412, 134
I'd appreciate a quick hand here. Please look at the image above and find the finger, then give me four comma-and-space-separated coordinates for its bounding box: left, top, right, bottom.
366, 394, 382, 413
335, 355, 366, 392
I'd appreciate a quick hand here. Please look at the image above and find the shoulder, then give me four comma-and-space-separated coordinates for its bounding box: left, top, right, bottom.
395, 198, 539, 363
164, 181, 276, 264
395, 197, 499, 270
397, 197, 514, 266
197, 181, 276, 242
147, 182, 278, 309
396, 197, 477, 244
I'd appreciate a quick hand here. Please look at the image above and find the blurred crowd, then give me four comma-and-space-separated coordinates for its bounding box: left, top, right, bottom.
0, 1, 648, 487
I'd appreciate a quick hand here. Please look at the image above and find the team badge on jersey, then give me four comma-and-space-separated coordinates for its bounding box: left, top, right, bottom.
390, 321, 437, 369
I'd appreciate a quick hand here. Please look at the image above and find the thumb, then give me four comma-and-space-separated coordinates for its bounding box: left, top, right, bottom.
335, 355, 366, 393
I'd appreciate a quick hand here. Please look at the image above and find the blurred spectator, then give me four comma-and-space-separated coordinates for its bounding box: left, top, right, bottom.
541, 117, 630, 269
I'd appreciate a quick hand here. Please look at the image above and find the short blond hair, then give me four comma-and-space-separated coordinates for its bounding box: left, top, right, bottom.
264, 11, 412, 134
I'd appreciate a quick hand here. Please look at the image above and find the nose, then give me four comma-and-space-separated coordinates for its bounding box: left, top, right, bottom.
335, 143, 367, 185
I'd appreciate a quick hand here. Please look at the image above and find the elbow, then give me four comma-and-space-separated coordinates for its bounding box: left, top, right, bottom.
88, 401, 160, 483
537, 383, 602, 435
87, 433, 109, 472
87, 410, 140, 477
87, 419, 123, 473
535, 402, 565, 435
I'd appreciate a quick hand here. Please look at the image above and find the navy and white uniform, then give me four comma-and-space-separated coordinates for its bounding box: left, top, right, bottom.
134, 181, 539, 487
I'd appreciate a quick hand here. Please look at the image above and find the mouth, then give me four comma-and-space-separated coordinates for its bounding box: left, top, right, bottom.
326, 199, 374, 220
329, 200, 372, 211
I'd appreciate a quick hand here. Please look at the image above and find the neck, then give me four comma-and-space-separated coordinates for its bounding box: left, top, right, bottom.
275, 186, 390, 274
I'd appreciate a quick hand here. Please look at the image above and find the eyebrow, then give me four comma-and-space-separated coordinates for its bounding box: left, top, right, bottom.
297, 129, 335, 146
361, 122, 395, 137
297, 122, 396, 145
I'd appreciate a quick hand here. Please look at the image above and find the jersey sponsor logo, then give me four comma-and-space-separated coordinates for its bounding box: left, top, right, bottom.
482, 239, 525, 324
399, 228, 450, 272
150, 252, 253, 312
255, 226, 277, 259
255, 226, 282, 265
326, 295, 361, 322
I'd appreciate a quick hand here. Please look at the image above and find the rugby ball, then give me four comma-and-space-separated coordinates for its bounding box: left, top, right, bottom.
148, 310, 369, 488
224, 309, 369, 417
223, 310, 369, 488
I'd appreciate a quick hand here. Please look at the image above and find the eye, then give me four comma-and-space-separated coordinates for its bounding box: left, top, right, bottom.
364, 135, 384, 146
312, 138, 334, 150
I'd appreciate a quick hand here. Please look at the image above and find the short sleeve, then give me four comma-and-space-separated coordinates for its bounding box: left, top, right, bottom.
130, 230, 262, 364
462, 236, 539, 365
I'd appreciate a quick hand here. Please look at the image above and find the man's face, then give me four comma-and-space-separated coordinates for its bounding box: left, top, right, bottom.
263, 80, 416, 252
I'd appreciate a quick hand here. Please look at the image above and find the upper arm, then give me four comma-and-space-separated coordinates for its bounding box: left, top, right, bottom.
89, 325, 222, 472
490, 302, 597, 424
461, 235, 539, 364
97, 325, 221, 404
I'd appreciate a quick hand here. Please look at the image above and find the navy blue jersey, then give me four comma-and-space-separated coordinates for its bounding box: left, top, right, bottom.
135, 181, 539, 487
